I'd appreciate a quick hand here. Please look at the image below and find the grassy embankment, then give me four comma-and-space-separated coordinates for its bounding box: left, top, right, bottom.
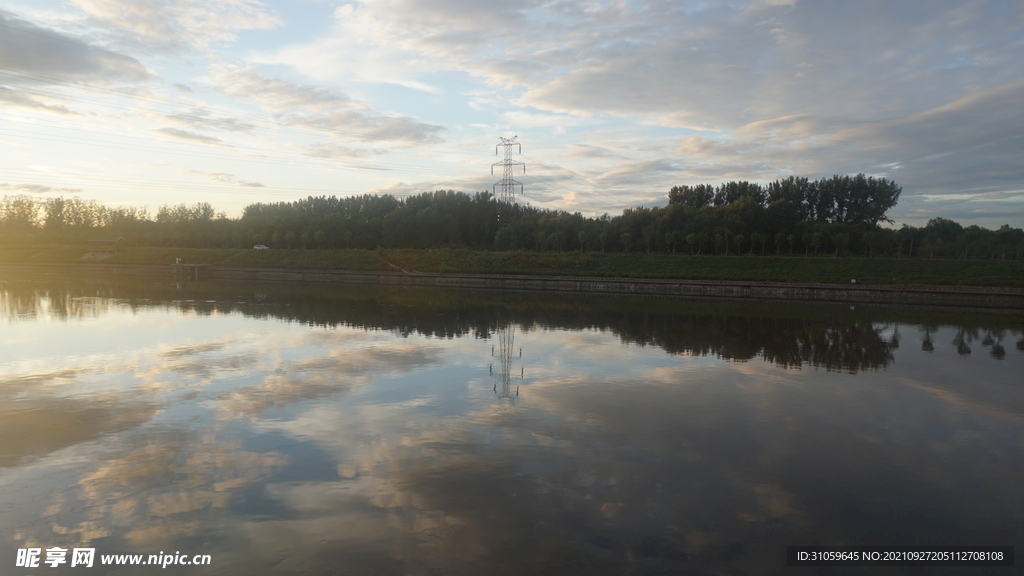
1, 245, 1022, 287
0, 246, 390, 270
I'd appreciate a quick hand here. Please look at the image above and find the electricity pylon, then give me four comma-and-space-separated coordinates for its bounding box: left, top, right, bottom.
492, 136, 525, 225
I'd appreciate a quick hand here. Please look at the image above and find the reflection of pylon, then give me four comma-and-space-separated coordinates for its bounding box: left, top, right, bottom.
492, 136, 525, 225
490, 323, 521, 401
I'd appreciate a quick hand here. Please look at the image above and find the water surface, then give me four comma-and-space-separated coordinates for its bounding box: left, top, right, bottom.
1, 275, 1022, 574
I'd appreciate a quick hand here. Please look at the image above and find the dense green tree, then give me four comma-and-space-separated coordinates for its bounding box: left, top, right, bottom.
3, 174, 1020, 261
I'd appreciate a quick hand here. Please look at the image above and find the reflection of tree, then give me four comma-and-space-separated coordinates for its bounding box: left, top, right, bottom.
3, 276, 1022, 373
947, 325, 1017, 360
637, 315, 897, 373
984, 329, 1006, 360
952, 327, 972, 356
0, 286, 112, 323
922, 326, 935, 352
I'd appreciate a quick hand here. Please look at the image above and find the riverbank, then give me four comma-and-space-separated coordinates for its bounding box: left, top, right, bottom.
3, 262, 1024, 310
2, 245, 1023, 287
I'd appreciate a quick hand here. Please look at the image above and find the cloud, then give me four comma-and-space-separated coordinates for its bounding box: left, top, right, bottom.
501, 111, 588, 129
206, 66, 446, 145
563, 144, 625, 159
365, 176, 498, 199
0, 12, 149, 83
207, 173, 264, 187
66, 0, 281, 52
0, 87, 83, 115
664, 78, 1024, 223
828, 79, 1024, 197
210, 65, 355, 111
153, 127, 224, 145
256, 0, 532, 91
182, 170, 265, 187
164, 108, 258, 133
0, 182, 84, 194
644, 73, 1024, 225
301, 143, 375, 160
511, 1, 1024, 129
3, 1, 1021, 225
255, 0, 1024, 223
586, 158, 679, 187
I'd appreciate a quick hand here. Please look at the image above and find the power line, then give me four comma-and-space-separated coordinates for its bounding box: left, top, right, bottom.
0, 168, 365, 197
0, 74, 473, 166
0, 11, 207, 76
0, 13, 512, 158
0, 173, 474, 202
0, 67, 461, 150
1, 10, 647, 201
1, 80, 509, 179
1, 132, 668, 211
0, 115, 480, 177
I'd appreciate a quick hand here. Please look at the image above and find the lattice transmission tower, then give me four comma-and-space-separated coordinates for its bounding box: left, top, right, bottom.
492, 136, 525, 225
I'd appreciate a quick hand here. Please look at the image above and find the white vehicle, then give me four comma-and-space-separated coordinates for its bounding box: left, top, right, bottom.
253, 244, 269, 250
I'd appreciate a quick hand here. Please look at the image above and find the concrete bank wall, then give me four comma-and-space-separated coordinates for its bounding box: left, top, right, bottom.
206, 266, 1024, 309
4, 263, 1023, 309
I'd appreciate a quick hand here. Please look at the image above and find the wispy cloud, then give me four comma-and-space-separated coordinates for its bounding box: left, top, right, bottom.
164, 108, 257, 133
207, 66, 446, 145
153, 127, 224, 145
67, 0, 281, 52
185, 170, 265, 187
0, 182, 84, 194
0, 87, 82, 116
0, 12, 149, 82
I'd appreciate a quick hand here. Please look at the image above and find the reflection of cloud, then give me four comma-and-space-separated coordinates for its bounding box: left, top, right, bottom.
0, 395, 155, 468
64, 439, 289, 545
4, 285, 1023, 572
894, 375, 1024, 427
249, 385, 803, 572
221, 343, 445, 416
167, 351, 259, 379
159, 341, 227, 358
0, 367, 87, 388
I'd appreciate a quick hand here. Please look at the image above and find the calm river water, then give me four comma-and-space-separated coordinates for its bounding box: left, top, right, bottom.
1, 275, 1022, 575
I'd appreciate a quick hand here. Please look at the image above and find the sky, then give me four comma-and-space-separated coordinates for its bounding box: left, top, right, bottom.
0, 0, 1022, 227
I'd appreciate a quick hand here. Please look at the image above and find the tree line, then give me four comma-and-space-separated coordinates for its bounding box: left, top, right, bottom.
2, 174, 1023, 259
